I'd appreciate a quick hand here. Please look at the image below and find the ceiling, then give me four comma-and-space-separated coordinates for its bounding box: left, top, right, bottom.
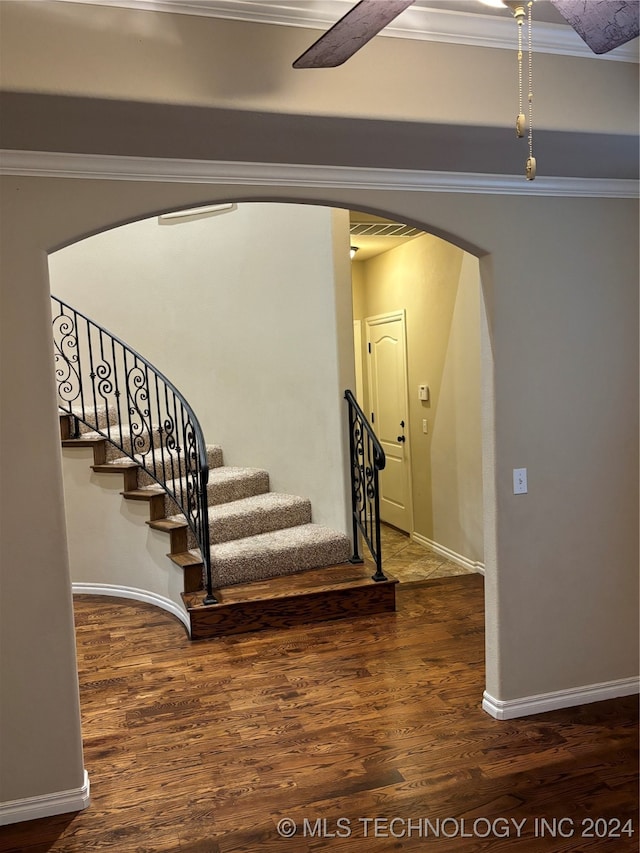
52, 0, 639, 62
349, 212, 422, 262
419, 1, 567, 25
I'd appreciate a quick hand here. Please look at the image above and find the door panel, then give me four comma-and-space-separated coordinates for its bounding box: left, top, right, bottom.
366, 311, 412, 532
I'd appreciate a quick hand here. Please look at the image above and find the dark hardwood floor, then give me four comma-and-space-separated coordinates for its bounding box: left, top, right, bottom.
1, 575, 637, 852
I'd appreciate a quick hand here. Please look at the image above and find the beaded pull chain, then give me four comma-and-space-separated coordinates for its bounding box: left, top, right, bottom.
513, 1, 536, 180
526, 0, 536, 180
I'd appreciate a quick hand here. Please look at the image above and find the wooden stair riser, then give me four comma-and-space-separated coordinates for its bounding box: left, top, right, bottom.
90, 464, 140, 492
168, 550, 205, 593
183, 564, 205, 593
61, 437, 107, 466
59, 414, 72, 441
121, 489, 168, 522
146, 519, 189, 554
184, 574, 397, 640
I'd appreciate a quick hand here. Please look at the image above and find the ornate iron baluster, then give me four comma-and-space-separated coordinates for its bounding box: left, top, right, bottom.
51, 295, 216, 605
345, 390, 386, 582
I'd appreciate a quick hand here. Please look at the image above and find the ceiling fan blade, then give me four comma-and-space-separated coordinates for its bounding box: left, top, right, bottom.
293, 0, 415, 68
549, 0, 639, 54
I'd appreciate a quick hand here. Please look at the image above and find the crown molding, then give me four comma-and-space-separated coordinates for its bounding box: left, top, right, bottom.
1, 150, 637, 198
52, 0, 639, 62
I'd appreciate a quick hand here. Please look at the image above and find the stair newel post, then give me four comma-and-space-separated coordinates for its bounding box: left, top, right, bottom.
346, 396, 363, 565
200, 465, 216, 605
344, 390, 388, 583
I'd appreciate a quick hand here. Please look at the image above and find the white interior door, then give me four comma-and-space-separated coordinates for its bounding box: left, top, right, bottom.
366, 311, 412, 532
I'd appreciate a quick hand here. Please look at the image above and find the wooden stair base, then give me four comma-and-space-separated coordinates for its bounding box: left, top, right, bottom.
182, 562, 397, 640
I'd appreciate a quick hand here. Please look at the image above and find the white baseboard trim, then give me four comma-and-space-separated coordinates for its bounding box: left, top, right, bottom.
72, 583, 190, 633
411, 532, 485, 575
483, 676, 640, 720
0, 770, 90, 826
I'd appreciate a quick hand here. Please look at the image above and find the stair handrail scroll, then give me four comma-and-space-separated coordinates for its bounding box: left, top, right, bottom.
344, 390, 387, 582
52, 295, 217, 606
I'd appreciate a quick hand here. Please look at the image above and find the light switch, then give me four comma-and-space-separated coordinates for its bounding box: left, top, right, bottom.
513, 468, 528, 494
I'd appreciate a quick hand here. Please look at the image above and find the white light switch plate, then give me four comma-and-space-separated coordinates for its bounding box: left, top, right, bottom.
513, 468, 528, 494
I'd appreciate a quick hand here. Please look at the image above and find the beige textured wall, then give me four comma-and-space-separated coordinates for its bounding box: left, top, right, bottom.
49, 204, 353, 534
61, 449, 188, 611
430, 252, 484, 563
1, 0, 637, 819
0, 194, 86, 804
1, 1, 637, 134
1, 174, 638, 814
352, 236, 484, 563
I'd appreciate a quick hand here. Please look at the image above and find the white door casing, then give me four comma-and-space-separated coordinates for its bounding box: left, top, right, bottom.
353, 319, 365, 409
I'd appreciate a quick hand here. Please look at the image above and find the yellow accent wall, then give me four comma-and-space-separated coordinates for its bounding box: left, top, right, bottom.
353, 235, 484, 565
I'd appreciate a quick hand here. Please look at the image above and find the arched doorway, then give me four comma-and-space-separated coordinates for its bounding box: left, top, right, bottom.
48, 199, 489, 610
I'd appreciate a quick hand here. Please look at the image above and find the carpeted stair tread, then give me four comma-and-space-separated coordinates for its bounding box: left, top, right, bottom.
203, 466, 270, 506
135, 466, 270, 515
65, 405, 119, 433
131, 444, 224, 470
93, 457, 140, 470
79, 424, 163, 462
128, 444, 224, 486
209, 523, 351, 587
167, 492, 312, 546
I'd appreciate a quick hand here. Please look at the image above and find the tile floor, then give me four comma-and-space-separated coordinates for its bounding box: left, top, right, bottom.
376, 523, 477, 584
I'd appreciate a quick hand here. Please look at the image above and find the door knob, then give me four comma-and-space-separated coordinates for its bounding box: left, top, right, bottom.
397, 435, 406, 443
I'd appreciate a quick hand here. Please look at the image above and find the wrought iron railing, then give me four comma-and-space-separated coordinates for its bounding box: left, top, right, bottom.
345, 389, 387, 581
52, 295, 217, 605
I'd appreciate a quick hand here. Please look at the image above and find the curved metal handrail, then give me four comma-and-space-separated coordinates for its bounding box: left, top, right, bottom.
344, 390, 387, 581
52, 295, 216, 605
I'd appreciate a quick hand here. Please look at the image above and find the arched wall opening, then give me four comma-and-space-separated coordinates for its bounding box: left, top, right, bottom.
49, 202, 492, 617
48, 199, 493, 631
4, 169, 635, 819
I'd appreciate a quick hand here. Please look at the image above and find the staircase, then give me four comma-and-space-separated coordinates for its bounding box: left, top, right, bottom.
54, 298, 396, 639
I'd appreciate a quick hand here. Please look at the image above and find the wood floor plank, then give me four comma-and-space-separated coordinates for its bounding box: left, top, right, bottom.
1, 579, 637, 853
